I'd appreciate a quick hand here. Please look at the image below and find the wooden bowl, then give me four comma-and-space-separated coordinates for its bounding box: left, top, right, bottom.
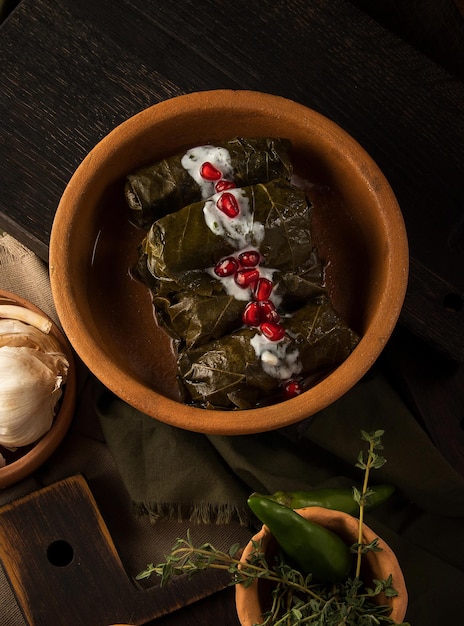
0, 290, 76, 488
49, 90, 408, 434
236, 506, 408, 625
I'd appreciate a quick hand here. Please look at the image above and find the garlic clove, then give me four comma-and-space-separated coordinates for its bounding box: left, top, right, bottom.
0, 318, 65, 354
0, 304, 52, 333
0, 346, 68, 447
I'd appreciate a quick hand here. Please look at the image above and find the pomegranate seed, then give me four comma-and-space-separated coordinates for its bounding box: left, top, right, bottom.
238, 250, 260, 267
215, 180, 236, 193
214, 256, 238, 277
200, 161, 222, 181
234, 268, 260, 288
258, 300, 280, 323
260, 321, 286, 341
283, 380, 303, 399
242, 301, 261, 326
217, 192, 240, 218
254, 277, 273, 301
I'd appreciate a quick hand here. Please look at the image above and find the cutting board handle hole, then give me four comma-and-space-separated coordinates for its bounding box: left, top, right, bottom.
47, 539, 74, 567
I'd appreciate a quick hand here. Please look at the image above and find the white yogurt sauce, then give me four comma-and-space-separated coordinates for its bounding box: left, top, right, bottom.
250, 333, 302, 380
181, 144, 302, 384
181, 145, 234, 199
206, 249, 282, 304
205, 267, 253, 301
203, 188, 265, 250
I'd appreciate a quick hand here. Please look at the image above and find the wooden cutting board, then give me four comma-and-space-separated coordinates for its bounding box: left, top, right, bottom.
0, 474, 230, 625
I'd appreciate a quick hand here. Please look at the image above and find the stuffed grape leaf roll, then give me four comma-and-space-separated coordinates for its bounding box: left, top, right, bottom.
150, 253, 328, 351
136, 179, 315, 297
177, 297, 359, 410
125, 137, 293, 226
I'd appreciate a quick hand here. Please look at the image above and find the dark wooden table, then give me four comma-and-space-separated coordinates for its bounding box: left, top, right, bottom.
1, 0, 464, 357
1, 0, 464, 624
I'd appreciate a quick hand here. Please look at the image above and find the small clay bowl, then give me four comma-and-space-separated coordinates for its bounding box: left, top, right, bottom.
49, 90, 408, 435
0, 290, 76, 488
236, 506, 408, 625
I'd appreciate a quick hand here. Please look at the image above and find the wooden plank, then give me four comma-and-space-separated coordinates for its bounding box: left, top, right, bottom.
401, 257, 464, 362
0, 2, 463, 369
0, 475, 230, 626
0, 0, 463, 289
385, 326, 464, 476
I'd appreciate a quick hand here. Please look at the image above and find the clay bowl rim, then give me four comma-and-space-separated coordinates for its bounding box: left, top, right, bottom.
49, 89, 408, 435
235, 506, 408, 625
0, 289, 76, 489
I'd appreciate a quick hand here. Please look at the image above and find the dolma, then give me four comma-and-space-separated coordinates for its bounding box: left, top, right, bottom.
137, 179, 315, 297
151, 254, 327, 351
128, 136, 360, 411
177, 298, 359, 410
154, 292, 246, 349
125, 137, 293, 226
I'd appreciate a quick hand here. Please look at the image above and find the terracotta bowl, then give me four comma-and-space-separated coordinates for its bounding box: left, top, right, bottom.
0, 290, 76, 488
236, 506, 408, 625
49, 90, 408, 435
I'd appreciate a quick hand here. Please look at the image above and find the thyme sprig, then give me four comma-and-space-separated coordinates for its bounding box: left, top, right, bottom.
137, 533, 326, 603
137, 430, 411, 625
352, 429, 387, 578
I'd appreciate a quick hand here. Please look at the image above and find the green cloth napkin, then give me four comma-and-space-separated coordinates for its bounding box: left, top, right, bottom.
97, 368, 464, 521
97, 366, 464, 623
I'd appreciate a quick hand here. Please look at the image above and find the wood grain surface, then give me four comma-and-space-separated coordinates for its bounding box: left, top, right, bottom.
0, 475, 233, 626
0, 0, 462, 279
0, 4, 464, 625
1, 0, 464, 361
0, 0, 463, 479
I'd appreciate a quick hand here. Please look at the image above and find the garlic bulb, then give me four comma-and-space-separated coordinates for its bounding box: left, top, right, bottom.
0, 305, 69, 448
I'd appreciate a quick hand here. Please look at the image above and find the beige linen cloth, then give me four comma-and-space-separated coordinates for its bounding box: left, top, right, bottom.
0, 232, 247, 625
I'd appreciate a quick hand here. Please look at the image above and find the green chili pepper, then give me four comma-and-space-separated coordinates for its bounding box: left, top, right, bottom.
247, 493, 352, 583
268, 483, 395, 516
